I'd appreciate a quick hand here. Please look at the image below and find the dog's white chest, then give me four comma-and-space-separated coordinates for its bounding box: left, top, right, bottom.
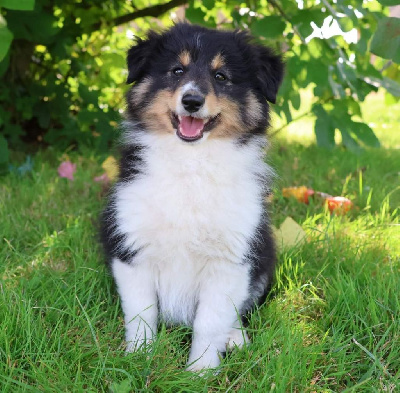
115, 135, 268, 323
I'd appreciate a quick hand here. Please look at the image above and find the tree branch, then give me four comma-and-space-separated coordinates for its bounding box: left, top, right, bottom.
91, 0, 188, 31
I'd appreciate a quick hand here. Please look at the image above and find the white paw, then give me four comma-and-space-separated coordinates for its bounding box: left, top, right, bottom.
226, 328, 250, 350
125, 325, 156, 353
187, 348, 221, 372
125, 337, 154, 353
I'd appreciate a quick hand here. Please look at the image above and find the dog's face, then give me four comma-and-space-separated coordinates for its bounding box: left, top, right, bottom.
126, 24, 284, 143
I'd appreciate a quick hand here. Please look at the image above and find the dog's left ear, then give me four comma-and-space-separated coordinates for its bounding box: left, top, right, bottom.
255, 46, 284, 104
127, 31, 160, 84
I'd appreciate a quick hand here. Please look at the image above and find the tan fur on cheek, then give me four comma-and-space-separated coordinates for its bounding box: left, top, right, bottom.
208, 96, 245, 139
211, 53, 225, 70
171, 88, 181, 113
204, 91, 220, 117
129, 78, 152, 106
179, 51, 191, 67
245, 92, 263, 127
142, 90, 175, 134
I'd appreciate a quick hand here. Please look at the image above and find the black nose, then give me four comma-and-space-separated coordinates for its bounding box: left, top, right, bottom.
181, 94, 205, 113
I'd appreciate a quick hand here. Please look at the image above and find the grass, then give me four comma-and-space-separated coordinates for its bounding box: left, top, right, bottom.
1, 95, 399, 392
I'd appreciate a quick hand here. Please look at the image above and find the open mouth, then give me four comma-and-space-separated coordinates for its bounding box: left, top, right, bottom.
171, 113, 220, 142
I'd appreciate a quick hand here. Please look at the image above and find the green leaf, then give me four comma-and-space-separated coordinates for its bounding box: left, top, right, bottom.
353, 122, 381, 148
0, 0, 35, 10
77, 109, 98, 131
202, 0, 214, 10
185, 7, 207, 26
345, 97, 362, 117
340, 129, 361, 152
370, 17, 400, 63
307, 39, 325, 59
330, 101, 360, 151
306, 58, 329, 94
313, 105, 335, 148
0, 135, 8, 164
6, 10, 58, 43
0, 134, 9, 173
364, 76, 400, 97
281, 101, 292, 123
328, 71, 346, 99
338, 17, 353, 33
251, 16, 286, 39
357, 27, 373, 54
78, 85, 99, 105
3, 123, 24, 144
290, 91, 301, 110
355, 56, 384, 80
286, 57, 308, 88
376, 0, 400, 5
330, 100, 380, 150
35, 103, 51, 128
0, 48, 10, 76
0, 24, 13, 62
292, 9, 325, 38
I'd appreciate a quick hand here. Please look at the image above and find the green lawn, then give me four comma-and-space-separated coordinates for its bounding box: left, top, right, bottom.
1, 95, 399, 392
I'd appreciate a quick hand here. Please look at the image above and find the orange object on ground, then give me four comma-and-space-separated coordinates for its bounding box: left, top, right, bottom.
326, 196, 353, 214
282, 186, 315, 204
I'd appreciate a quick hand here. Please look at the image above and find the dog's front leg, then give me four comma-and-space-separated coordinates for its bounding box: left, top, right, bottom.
187, 263, 250, 371
112, 258, 158, 352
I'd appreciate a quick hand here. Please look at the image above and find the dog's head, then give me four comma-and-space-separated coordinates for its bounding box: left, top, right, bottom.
126, 23, 284, 143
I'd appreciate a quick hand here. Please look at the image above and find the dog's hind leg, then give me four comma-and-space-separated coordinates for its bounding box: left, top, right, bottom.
112, 258, 158, 352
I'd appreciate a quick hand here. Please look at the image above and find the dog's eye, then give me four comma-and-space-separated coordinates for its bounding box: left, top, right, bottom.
173, 67, 184, 76
214, 72, 227, 82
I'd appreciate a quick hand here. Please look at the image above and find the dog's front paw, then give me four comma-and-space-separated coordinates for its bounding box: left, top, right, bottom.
125, 327, 155, 353
187, 348, 221, 373
226, 328, 250, 350
125, 337, 154, 353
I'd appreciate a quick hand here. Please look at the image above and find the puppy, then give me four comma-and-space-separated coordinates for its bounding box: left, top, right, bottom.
101, 23, 284, 371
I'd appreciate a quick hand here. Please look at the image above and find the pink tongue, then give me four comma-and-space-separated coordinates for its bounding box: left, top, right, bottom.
179, 116, 204, 137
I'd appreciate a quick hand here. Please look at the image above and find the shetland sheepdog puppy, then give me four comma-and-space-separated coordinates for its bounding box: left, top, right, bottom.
101, 23, 284, 371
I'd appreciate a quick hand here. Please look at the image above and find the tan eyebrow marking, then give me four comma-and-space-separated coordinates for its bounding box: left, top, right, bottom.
179, 50, 191, 66
211, 53, 225, 70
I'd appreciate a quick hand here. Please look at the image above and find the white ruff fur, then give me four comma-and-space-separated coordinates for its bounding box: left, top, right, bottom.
111, 129, 272, 370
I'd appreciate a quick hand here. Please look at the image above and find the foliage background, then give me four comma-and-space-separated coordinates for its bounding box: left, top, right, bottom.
0, 0, 400, 170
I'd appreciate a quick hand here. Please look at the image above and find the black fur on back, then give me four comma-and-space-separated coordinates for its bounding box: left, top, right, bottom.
100, 142, 145, 264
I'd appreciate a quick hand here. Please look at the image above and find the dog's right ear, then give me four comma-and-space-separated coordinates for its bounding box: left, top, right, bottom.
126, 32, 160, 84
255, 45, 284, 104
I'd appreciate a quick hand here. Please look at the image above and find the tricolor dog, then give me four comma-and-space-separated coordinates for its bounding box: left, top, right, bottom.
101, 23, 284, 371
